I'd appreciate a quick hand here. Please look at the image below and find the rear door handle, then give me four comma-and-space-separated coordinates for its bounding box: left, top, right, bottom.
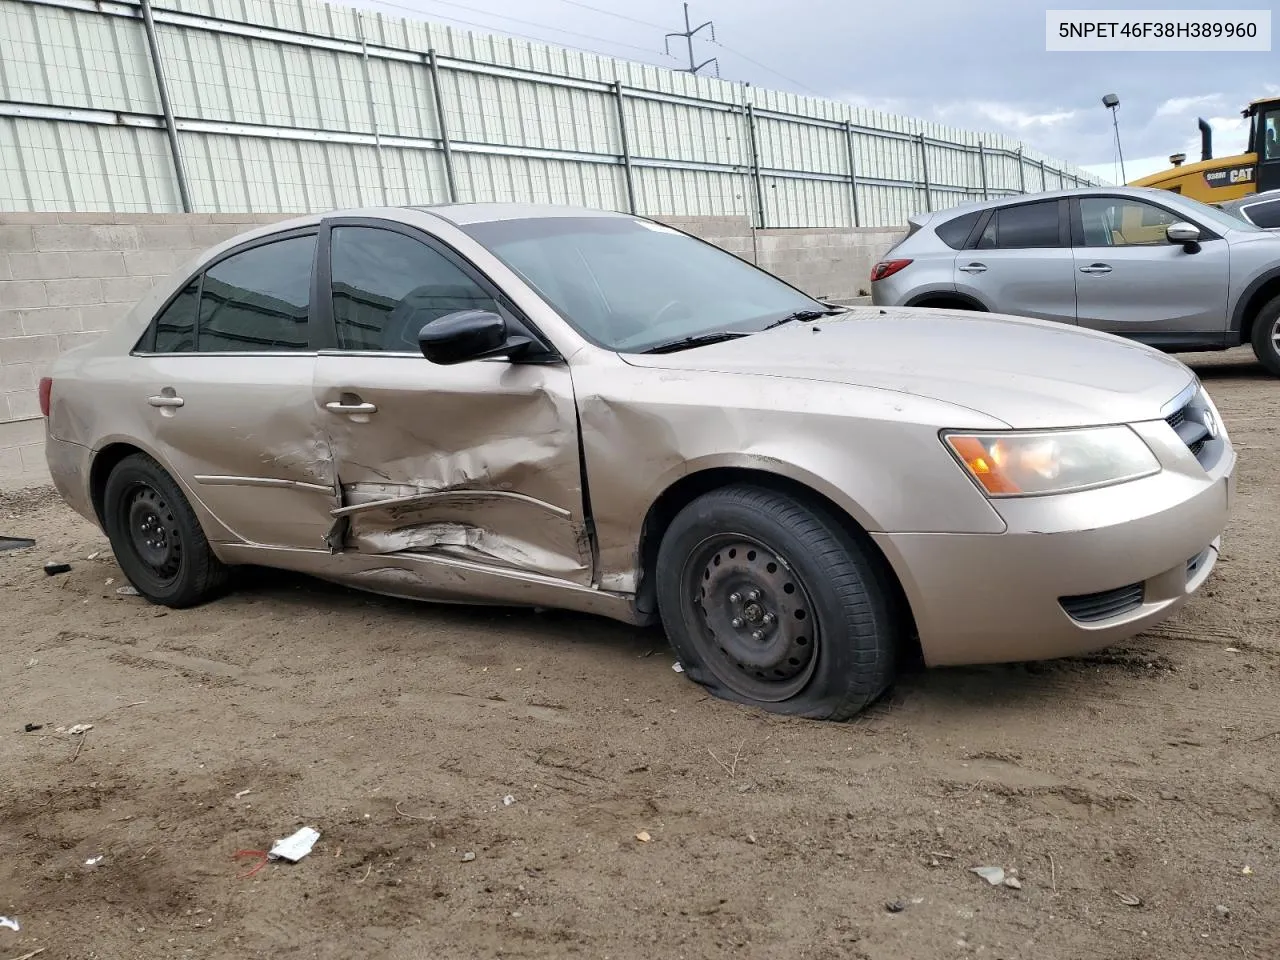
325, 401, 378, 415
958, 262, 988, 274
147, 395, 184, 408
1079, 263, 1113, 274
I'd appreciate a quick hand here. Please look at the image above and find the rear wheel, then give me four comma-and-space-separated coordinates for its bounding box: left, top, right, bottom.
102, 453, 230, 608
1249, 294, 1280, 377
655, 485, 900, 721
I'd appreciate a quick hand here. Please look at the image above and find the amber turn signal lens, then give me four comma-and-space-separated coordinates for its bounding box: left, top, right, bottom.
945, 435, 1022, 495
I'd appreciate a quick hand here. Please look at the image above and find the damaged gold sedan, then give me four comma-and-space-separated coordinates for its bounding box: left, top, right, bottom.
43, 204, 1235, 720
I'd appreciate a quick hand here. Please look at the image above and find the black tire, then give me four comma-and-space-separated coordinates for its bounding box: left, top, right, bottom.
102, 452, 230, 608
655, 484, 901, 721
1249, 294, 1280, 377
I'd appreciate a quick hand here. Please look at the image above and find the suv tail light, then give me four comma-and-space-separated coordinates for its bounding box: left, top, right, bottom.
38, 377, 53, 417
870, 259, 913, 282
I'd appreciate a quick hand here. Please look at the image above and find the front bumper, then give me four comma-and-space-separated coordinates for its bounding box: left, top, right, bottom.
873, 418, 1235, 667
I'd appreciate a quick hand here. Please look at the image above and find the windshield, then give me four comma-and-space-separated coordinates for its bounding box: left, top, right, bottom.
1163, 191, 1266, 234
461, 216, 825, 352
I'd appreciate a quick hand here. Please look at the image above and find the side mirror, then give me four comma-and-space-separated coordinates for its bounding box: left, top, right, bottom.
1167, 221, 1201, 251
418, 309, 528, 365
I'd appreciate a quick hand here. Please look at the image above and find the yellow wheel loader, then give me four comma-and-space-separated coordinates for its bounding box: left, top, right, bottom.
1130, 96, 1280, 201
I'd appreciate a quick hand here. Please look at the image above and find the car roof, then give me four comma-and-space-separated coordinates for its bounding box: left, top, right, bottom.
409, 202, 631, 225
917, 185, 1216, 224
1217, 189, 1280, 212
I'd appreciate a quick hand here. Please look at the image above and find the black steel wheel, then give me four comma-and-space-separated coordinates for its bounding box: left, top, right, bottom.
656, 484, 901, 721
102, 452, 230, 608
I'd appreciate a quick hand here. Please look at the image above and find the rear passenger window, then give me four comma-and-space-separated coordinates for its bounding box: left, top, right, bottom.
935, 210, 982, 249
994, 201, 1061, 248
153, 280, 198, 353
330, 226, 499, 352
196, 235, 316, 353
1246, 199, 1280, 228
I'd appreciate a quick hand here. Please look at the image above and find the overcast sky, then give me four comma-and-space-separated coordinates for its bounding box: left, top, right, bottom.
356, 0, 1275, 183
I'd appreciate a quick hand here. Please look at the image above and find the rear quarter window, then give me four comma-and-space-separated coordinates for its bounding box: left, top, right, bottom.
935, 211, 982, 249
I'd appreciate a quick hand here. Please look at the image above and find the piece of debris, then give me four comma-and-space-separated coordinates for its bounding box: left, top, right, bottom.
66, 724, 93, 736
1004, 876, 1023, 890
672, 662, 684, 673
0, 536, 36, 553
1215, 904, 1230, 919
1225, 647, 1240, 653
502, 794, 516, 806
1114, 891, 1142, 907
115, 585, 140, 597
87, 551, 100, 560
43, 561, 71, 576
746, 833, 757, 844
885, 900, 906, 913
461, 851, 476, 862
234, 789, 252, 800
970, 866, 1005, 886
635, 831, 652, 843
269, 826, 320, 863
23, 723, 42, 733
85, 855, 104, 866
1243, 865, 1254, 876
0, 916, 18, 932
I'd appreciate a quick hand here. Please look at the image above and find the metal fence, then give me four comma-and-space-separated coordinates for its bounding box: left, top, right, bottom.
0, 0, 1102, 227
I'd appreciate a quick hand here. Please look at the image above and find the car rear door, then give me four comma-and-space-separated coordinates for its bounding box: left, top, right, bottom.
134, 229, 339, 550
1070, 194, 1231, 343
311, 219, 593, 585
952, 198, 1078, 323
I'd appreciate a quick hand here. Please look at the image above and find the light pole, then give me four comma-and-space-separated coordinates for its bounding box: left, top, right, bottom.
1102, 93, 1127, 183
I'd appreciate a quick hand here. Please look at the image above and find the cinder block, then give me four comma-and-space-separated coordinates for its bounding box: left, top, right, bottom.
0, 361, 35, 393
64, 251, 127, 279
0, 225, 35, 253
0, 280, 49, 309
0, 256, 10, 282
58, 331, 105, 353
34, 223, 139, 251
124, 249, 178, 278
0, 212, 56, 225
7, 390, 40, 420
81, 301, 131, 330
191, 223, 251, 247
20, 306, 82, 335
0, 446, 23, 480
0, 335, 62, 364
0, 309, 22, 339
1, 416, 46, 445
102, 275, 156, 303
19, 441, 51, 477
210, 213, 267, 223
45, 278, 104, 307
8, 252, 70, 280
138, 224, 195, 248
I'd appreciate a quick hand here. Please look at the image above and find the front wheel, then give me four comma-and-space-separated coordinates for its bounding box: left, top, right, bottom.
102, 452, 230, 608
655, 485, 901, 721
1249, 294, 1280, 377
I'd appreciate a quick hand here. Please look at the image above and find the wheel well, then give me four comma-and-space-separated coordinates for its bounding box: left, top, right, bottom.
906, 294, 987, 311
635, 467, 921, 663
1240, 276, 1280, 346
88, 442, 144, 525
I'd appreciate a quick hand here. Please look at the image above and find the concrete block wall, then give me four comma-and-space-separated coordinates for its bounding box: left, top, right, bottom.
0, 212, 903, 490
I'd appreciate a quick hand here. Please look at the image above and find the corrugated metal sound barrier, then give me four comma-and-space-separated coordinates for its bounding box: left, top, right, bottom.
0, 0, 1102, 227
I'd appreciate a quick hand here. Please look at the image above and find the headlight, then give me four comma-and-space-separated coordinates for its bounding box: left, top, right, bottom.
943, 426, 1160, 497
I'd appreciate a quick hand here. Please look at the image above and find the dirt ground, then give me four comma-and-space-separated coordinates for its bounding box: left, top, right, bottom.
1, 347, 1278, 960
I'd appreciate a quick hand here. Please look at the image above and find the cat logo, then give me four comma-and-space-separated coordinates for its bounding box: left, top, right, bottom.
1204, 166, 1255, 188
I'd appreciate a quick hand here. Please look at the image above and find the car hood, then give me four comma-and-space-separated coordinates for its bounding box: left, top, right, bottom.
621, 307, 1195, 428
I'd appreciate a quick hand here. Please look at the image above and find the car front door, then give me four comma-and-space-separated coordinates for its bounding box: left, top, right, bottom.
311, 221, 593, 585
137, 230, 338, 550
952, 198, 1077, 324
1071, 195, 1231, 343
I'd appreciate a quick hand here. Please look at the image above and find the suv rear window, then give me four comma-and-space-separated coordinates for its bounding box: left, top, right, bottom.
935, 210, 982, 249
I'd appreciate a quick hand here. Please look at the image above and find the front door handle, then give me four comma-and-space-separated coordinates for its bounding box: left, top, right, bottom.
1079, 263, 1113, 274
147, 395, 184, 408
325, 401, 378, 415
958, 262, 988, 274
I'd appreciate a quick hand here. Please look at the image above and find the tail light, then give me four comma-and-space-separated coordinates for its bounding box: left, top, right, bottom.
38, 377, 53, 417
870, 259, 913, 282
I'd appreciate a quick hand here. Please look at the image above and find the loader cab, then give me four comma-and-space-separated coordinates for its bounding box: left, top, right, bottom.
1251, 99, 1280, 192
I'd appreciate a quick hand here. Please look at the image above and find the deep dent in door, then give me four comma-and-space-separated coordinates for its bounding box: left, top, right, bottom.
319, 386, 593, 581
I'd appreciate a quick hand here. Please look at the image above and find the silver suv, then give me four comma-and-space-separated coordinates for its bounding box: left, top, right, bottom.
870, 186, 1280, 376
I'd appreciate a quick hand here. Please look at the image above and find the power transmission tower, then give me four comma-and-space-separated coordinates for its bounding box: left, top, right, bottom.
665, 3, 718, 76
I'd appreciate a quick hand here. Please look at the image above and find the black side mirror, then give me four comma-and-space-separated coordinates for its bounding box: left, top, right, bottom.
417, 309, 530, 365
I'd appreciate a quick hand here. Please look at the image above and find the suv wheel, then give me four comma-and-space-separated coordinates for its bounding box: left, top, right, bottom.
1249, 293, 1280, 377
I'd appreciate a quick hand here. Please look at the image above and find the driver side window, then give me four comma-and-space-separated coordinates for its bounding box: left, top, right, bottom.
1078, 197, 1179, 247
330, 226, 499, 353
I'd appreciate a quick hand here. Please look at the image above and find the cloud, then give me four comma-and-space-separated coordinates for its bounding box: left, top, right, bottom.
1154, 94, 1222, 118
